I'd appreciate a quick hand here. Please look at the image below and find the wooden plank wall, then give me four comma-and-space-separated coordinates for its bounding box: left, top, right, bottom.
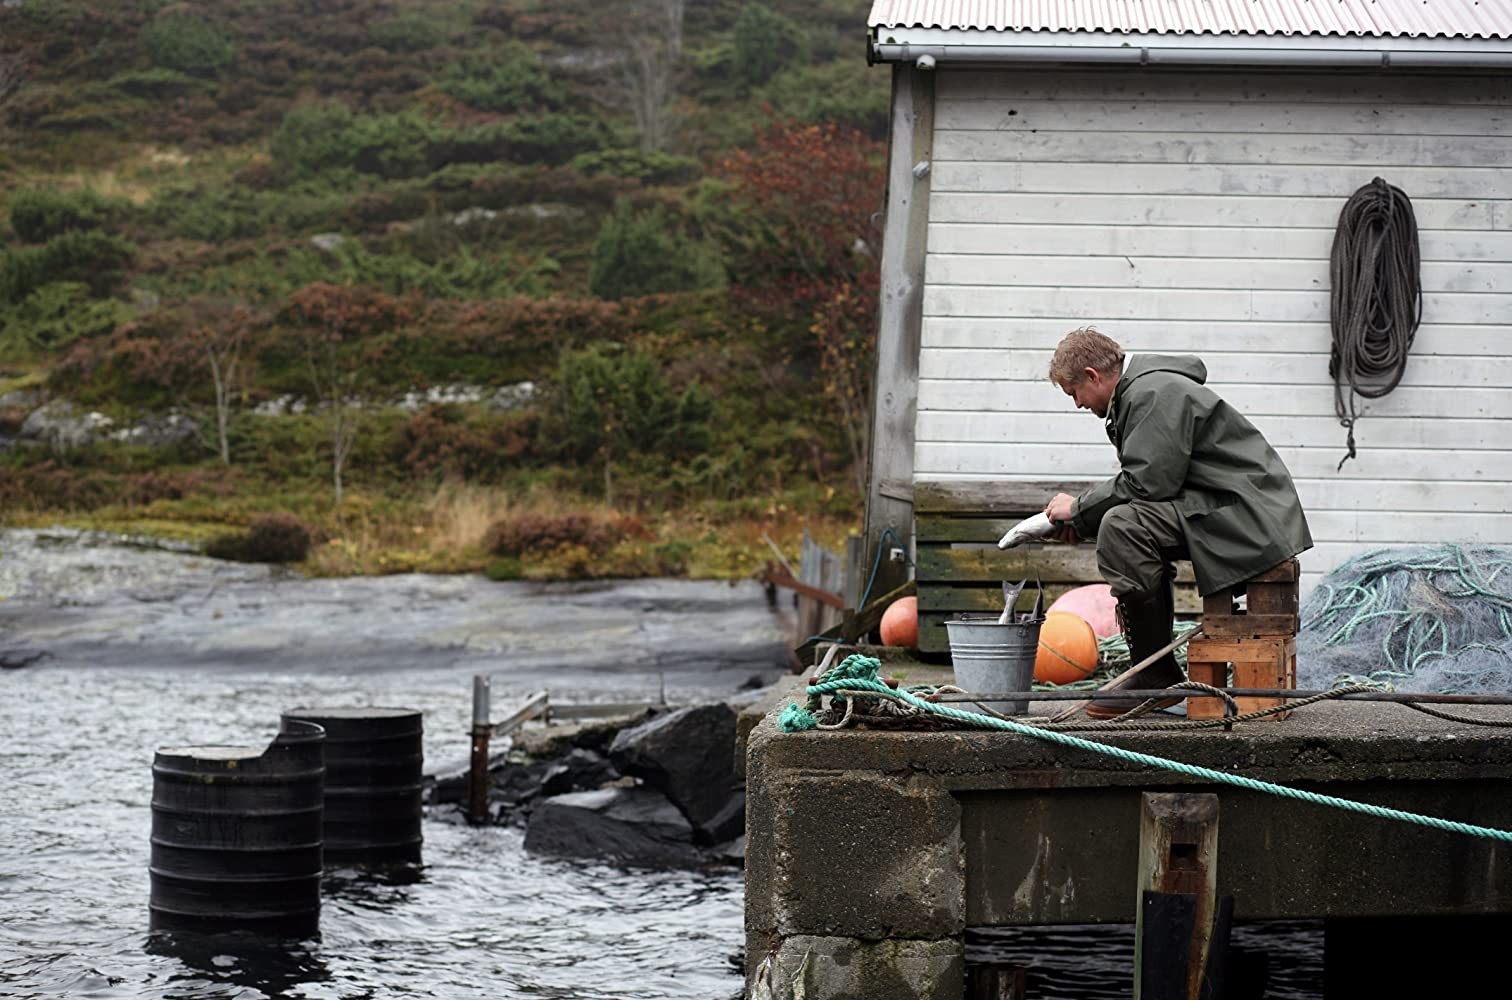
913, 480, 1201, 655
916, 69, 1512, 599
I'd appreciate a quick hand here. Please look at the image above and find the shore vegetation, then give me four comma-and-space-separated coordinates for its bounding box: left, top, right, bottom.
0, 0, 884, 579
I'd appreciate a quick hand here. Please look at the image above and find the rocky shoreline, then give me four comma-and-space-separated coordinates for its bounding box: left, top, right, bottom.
428, 694, 770, 868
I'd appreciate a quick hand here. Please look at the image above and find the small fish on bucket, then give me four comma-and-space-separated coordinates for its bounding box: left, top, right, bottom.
997, 511, 1059, 549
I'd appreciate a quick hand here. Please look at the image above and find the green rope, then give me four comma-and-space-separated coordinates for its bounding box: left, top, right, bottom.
783, 660, 1512, 844
778, 703, 819, 732
1301, 544, 1512, 688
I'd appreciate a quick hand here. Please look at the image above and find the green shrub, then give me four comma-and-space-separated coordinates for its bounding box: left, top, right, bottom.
0, 230, 136, 304
589, 200, 724, 300
144, 12, 236, 77
732, 3, 807, 88
438, 44, 562, 112
9, 188, 121, 243
502, 114, 608, 166
754, 60, 890, 136
547, 342, 712, 466
272, 106, 439, 180
148, 185, 267, 242
106, 68, 209, 100
368, 11, 447, 53
0, 281, 129, 352
270, 104, 358, 178
206, 513, 313, 563
342, 111, 437, 178
570, 148, 700, 185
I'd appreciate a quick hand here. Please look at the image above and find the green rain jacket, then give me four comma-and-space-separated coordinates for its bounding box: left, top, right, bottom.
1070, 354, 1313, 596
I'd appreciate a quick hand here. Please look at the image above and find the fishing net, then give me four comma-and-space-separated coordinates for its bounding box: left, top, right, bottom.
1298, 545, 1512, 693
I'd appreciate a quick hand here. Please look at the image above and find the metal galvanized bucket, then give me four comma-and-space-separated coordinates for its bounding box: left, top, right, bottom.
945, 616, 1043, 715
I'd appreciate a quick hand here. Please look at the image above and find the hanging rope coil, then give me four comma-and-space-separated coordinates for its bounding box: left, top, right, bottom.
1329, 176, 1422, 470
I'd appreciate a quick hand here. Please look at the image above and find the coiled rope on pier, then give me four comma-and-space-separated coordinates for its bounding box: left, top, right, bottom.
1329, 176, 1422, 470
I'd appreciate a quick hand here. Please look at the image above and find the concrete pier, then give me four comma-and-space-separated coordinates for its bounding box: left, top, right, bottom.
743, 672, 1512, 998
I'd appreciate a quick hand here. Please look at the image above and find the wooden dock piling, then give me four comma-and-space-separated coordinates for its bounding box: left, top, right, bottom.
1135, 792, 1225, 1000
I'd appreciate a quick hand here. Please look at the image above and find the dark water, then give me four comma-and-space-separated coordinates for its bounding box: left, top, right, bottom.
0, 531, 1330, 998
967, 921, 1324, 999
0, 664, 749, 1000
0, 532, 791, 999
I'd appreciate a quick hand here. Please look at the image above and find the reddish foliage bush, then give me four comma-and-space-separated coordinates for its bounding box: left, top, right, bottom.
483, 511, 648, 559
396, 405, 538, 479
281, 282, 418, 339
0, 462, 239, 510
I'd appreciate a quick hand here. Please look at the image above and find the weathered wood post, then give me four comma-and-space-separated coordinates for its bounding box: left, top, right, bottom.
861, 62, 934, 606
1135, 792, 1222, 1000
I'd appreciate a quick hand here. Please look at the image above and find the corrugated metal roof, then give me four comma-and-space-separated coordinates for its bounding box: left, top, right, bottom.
867, 1, 1512, 40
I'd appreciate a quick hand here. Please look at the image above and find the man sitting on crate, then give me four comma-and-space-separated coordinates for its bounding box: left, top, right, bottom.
1042, 328, 1312, 718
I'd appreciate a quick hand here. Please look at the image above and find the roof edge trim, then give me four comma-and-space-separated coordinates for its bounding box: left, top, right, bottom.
869, 27, 1512, 68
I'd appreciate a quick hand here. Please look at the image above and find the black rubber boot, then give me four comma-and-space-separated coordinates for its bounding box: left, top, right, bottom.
1085, 586, 1186, 719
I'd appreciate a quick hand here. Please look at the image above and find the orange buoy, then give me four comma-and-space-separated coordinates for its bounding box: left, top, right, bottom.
1034, 611, 1100, 684
879, 595, 919, 649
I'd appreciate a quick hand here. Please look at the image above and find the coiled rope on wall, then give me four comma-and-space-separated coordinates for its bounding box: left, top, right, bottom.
1329, 176, 1422, 470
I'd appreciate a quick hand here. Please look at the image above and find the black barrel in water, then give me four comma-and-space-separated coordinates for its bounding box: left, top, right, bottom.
280, 707, 423, 866
149, 718, 325, 936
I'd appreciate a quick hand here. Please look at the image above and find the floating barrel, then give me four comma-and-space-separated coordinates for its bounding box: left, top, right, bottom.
281, 707, 423, 866
150, 718, 325, 936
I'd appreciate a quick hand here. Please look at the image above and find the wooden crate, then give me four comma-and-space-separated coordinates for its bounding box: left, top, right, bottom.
1186, 635, 1298, 721
913, 480, 1199, 656
1199, 558, 1300, 638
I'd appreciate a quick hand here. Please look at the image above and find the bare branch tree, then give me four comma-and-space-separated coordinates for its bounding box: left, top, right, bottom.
184, 301, 252, 466
301, 320, 363, 508
615, 0, 685, 152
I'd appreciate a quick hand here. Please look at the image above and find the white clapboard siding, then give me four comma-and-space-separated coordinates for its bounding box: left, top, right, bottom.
915, 444, 1512, 483
933, 130, 1512, 168
920, 380, 1510, 419
919, 349, 1512, 387
920, 411, 1512, 451
934, 70, 1512, 106
915, 68, 1512, 592
929, 193, 1504, 230
922, 319, 1510, 355
927, 254, 1511, 292
925, 287, 1505, 324
929, 225, 1512, 262
935, 101, 1512, 138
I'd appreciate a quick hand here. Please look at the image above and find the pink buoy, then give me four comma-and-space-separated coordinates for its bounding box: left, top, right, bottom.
1047, 583, 1120, 639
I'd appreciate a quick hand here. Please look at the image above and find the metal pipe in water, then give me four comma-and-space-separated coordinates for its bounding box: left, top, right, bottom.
467, 675, 491, 825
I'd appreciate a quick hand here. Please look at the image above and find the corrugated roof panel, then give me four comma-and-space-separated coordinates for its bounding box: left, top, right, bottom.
867, 0, 1512, 39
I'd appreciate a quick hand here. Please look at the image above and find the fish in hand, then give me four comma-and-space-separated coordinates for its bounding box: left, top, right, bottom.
997, 512, 1058, 549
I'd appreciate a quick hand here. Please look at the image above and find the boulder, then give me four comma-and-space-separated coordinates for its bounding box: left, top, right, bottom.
19, 401, 113, 451
110, 412, 199, 447
609, 703, 743, 845
524, 787, 702, 868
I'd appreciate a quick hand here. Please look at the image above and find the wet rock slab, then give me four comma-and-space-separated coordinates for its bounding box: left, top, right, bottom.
524, 787, 703, 868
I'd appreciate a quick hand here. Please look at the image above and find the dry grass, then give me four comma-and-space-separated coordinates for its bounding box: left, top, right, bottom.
423, 481, 522, 555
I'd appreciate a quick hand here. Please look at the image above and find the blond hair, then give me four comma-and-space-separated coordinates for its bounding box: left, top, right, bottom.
1048, 327, 1124, 385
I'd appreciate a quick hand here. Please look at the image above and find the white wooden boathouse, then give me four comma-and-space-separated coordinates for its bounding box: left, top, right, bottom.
860, 0, 1512, 619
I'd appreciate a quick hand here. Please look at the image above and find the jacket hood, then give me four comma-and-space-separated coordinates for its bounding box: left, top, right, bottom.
1122, 353, 1207, 387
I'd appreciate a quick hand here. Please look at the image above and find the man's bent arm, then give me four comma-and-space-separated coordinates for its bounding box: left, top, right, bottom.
1071, 381, 1198, 536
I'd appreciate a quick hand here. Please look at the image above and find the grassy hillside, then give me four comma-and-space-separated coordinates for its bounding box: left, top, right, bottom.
0, 0, 888, 578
